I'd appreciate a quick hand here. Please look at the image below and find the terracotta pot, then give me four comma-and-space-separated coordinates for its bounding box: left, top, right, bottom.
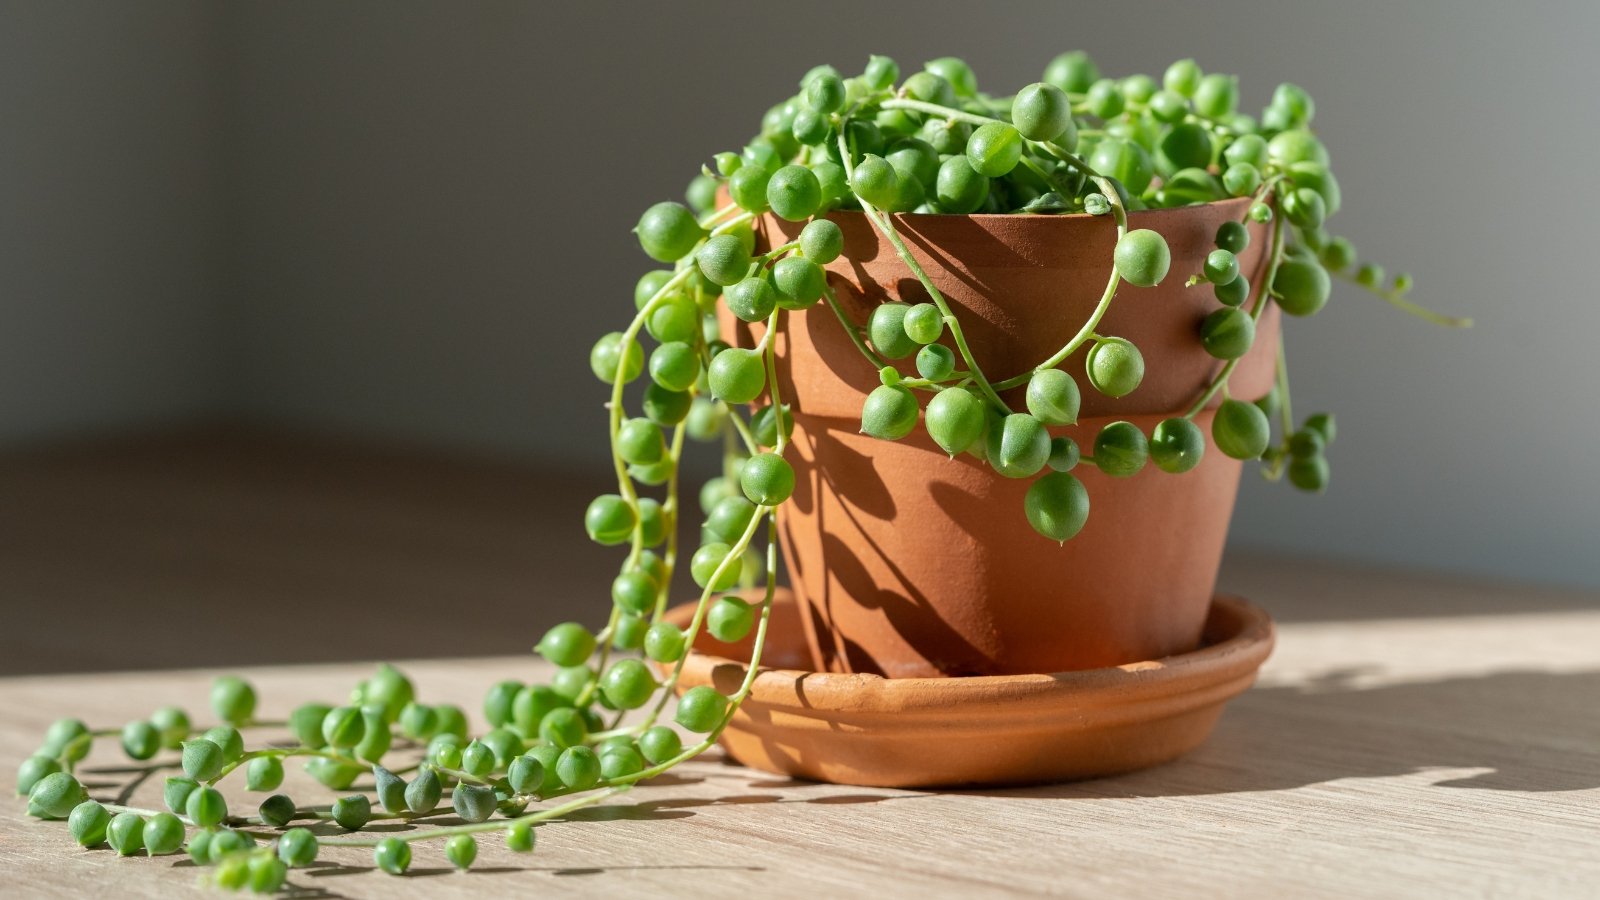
665, 589, 1275, 788
725, 197, 1279, 677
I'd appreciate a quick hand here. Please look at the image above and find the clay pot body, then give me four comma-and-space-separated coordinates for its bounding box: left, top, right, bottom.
726, 197, 1279, 678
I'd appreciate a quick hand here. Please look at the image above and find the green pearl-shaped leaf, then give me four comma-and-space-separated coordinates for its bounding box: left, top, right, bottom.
373, 764, 408, 815
861, 384, 919, 440
451, 784, 498, 824
180, 740, 225, 783
68, 800, 110, 847
1024, 472, 1091, 543
404, 766, 443, 813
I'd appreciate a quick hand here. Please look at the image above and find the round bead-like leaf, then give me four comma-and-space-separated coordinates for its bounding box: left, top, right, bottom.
1024, 472, 1090, 543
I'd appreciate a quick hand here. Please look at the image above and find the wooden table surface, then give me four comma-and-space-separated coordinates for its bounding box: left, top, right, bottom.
2, 426, 1597, 897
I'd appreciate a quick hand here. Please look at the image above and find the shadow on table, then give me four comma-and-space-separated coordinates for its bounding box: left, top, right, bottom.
277, 859, 768, 898
232, 791, 902, 899
959, 667, 1600, 800
560, 789, 921, 822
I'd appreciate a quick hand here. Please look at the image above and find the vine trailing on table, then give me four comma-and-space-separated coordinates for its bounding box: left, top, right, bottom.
17, 52, 1466, 891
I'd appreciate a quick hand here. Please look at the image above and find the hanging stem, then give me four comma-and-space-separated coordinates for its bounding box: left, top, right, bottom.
208, 747, 353, 785
652, 421, 688, 620
636, 305, 788, 731
836, 128, 1011, 412
988, 172, 1127, 390
315, 788, 631, 848
1185, 208, 1287, 419
723, 516, 779, 712
606, 512, 779, 788
1335, 271, 1473, 328
820, 282, 892, 370
1260, 339, 1296, 481
1275, 340, 1295, 437
710, 211, 756, 237
855, 98, 1134, 393
101, 803, 194, 825
610, 266, 696, 571
697, 202, 740, 230
879, 97, 999, 128
574, 604, 621, 707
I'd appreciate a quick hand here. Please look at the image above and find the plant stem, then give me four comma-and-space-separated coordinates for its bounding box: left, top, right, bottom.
586, 318, 792, 780
855, 106, 1136, 394
873, 210, 1012, 411
1016, 154, 1072, 197
834, 127, 1010, 412
1334, 271, 1473, 328
434, 764, 500, 785
230, 803, 452, 828
652, 421, 688, 620
610, 266, 696, 569
988, 236, 1124, 391
1260, 339, 1295, 481
762, 309, 792, 460
575, 606, 621, 708
898, 374, 965, 390
697, 202, 739, 229
724, 518, 779, 712
314, 788, 631, 847
1275, 340, 1295, 437
101, 803, 194, 826
758, 240, 800, 265
724, 405, 761, 457
636, 308, 788, 731
711, 211, 756, 237
990, 148, 1127, 391
820, 282, 891, 369
879, 97, 997, 129
208, 748, 346, 785
606, 512, 779, 789
1185, 208, 1287, 419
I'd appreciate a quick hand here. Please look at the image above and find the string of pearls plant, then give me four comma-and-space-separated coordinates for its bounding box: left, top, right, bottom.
17, 52, 1465, 892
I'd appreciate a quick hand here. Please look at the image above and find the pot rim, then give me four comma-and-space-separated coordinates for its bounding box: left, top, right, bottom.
665, 591, 1275, 715
812, 194, 1252, 225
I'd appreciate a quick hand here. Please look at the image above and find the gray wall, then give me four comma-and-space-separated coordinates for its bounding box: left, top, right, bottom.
4, 1, 1598, 588
0, 2, 229, 439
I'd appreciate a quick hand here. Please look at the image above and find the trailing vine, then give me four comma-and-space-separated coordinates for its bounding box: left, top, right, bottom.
16, 51, 1466, 892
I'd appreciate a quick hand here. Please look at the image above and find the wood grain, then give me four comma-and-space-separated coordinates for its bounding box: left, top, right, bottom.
3, 606, 1598, 898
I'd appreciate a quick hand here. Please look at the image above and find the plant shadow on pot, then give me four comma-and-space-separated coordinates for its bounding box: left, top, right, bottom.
777, 399, 1247, 678
953, 666, 1600, 799
888, 225, 1012, 315
808, 529, 988, 676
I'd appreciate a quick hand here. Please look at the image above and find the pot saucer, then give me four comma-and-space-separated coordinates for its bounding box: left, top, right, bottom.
664, 589, 1274, 788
